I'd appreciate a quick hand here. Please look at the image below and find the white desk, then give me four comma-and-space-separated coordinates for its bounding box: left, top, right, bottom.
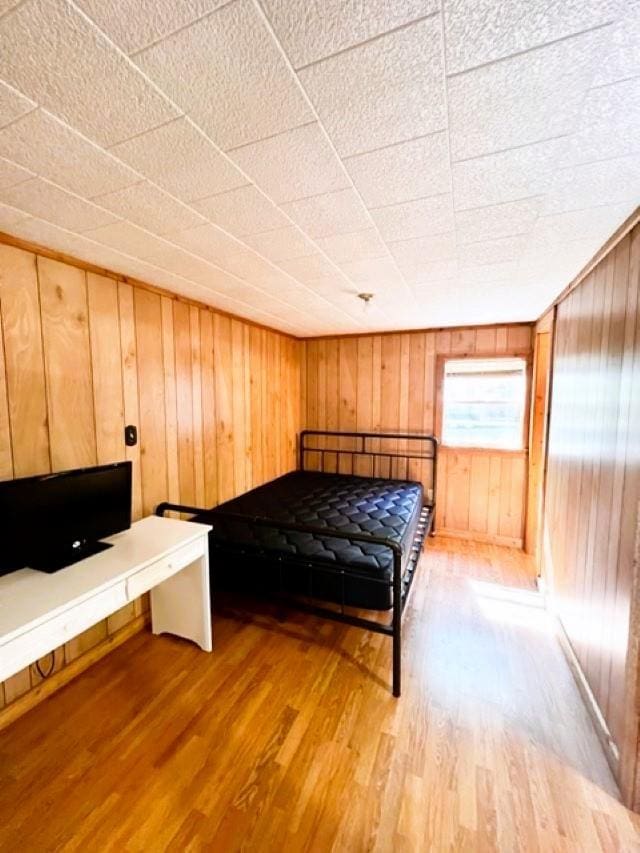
0, 515, 213, 683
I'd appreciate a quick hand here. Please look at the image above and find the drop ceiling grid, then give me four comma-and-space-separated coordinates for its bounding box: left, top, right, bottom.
0, 0, 376, 334
0, 0, 635, 334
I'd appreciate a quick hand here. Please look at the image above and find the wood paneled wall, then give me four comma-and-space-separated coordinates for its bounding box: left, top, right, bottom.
543, 220, 640, 803
303, 324, 532, 547
0, 242, 302, 712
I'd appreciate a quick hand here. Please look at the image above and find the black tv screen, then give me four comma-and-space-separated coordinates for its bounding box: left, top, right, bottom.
0, 461, 132, 575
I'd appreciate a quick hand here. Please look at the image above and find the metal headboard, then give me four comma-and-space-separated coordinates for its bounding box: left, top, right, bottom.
299, 430, 438, 507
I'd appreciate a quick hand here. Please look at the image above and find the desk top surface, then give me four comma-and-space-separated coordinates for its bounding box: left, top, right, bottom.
0, 515, 211, 645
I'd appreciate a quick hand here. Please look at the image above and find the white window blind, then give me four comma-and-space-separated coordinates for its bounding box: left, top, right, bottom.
442, 357, 527, 450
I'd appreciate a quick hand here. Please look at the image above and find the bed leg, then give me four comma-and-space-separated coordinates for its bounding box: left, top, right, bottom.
392, 624, 401, 698
392, 553, 402, 697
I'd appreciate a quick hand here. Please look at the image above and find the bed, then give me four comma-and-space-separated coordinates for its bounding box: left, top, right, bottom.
156, 430, 438, 696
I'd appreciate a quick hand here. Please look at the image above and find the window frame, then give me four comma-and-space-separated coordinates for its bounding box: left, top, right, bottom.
435, 351, 532, 454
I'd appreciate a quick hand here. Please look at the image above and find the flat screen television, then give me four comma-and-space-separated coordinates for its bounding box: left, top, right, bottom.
0, 461, 132, 576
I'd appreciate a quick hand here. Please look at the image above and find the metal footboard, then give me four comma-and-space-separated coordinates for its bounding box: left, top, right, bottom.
156, 500, 433, 696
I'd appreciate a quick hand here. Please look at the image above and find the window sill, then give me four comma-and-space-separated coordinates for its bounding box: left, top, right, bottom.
440, 444, 528, 456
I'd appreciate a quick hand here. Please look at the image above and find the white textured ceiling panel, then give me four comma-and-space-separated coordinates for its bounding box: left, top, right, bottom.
230, 123, 350, 203
280, 188, 371, 239
339, 256, 407, 289
457, 235, 525, 266
109, 118, 248, 203
405, 259, 458, 287
74, 0, 229, 55
1, 178, 118, 231
0, 156, 33, 190
278, 253, 346, 283
448, 29, 606, 161
370, 194, 455, 242
458, 260, 517, 286
0, 200, 31, 229
455, 198, 542, 245
517, 237, 606, 289
0, 108, 139, 197
0, 79, 35, 127
94, 181, 206, 235
451, 139, 567, 210
0, 0, 636, 335
593, 6, 640, 86
545, 155, 640, 215
192, 184, 288, 237
137, 244, 226, 286
560, 77, 640, 167
166, 222, 246, 267
0, 0, 179, 146
243, 225, 316, 263
345, 133, 450, 208
261, 0, 437, 68
315, 228, 387, 265
298, 15, 445, 157
530, 203, 634, 246
390, 233, 457, 268
83, 219, 170, 258
444, 0, 618, 74
135, 0, 312, 150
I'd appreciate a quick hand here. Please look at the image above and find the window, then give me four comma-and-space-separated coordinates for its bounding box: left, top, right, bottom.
441, 357, 527, 450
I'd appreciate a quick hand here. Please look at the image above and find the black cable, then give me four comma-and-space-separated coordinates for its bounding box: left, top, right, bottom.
35, 652, 55, 680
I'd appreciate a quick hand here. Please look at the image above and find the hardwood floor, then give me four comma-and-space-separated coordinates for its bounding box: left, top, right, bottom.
0, 538, 638, 852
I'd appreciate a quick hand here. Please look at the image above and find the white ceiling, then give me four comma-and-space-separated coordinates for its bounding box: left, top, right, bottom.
0, 0, 638, 336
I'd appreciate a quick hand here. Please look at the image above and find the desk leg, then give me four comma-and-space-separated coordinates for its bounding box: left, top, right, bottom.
150, 546, 212, 652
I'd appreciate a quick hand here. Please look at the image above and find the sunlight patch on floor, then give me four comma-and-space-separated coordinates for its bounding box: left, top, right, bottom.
469, 578, 551, 632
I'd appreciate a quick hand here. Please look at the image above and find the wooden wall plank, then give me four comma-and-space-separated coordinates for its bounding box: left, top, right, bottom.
0, 245, 48, 477
306, 340, 318, 431
274, 335, 283, 475
338, 337, 357, 473
190, 306, 205, 506
118, 283, 142, 521
173, 300, 195, 507
87, 274, 124, 466
134, 288, 167, 516
161, 296, 180, 511
243, 324, 254, 487
200, 309, 217, 506
0, 301, 12, 480
249, 325, 263, 485
230, 319, 247, 495
38, 257, 96, 471
214, 313, 234, 503
469, 455, 490, 533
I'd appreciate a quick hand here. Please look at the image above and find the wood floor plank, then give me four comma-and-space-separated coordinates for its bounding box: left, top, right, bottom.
0, 539, 637, 852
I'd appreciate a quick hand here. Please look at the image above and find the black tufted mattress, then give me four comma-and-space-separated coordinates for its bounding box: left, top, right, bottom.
193, 470, 426, 611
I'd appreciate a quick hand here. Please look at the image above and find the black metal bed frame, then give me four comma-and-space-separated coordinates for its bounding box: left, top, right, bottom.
156, 430, 438, 697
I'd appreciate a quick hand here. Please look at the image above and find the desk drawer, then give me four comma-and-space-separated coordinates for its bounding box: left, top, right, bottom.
0, 582, 127, 683
126, 540, 205, 601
